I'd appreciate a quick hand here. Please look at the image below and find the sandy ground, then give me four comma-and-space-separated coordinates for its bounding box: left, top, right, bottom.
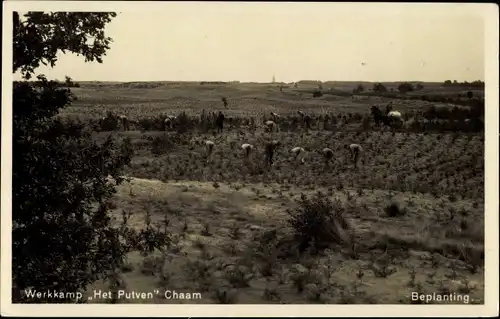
84, 177, 484, 304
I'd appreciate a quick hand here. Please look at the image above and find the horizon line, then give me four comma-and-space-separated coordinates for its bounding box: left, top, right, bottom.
15, 79, 486, 84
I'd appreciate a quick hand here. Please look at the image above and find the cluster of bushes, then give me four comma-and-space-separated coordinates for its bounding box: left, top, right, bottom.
423, 104, 483, 120
310, 82, 484, 113
345, 90, 484, 110
92, 106, 484, 134
94, 111, 256, 133
351, 80, 484, 94
297, 80, 323, 85
443, 80, 484, 88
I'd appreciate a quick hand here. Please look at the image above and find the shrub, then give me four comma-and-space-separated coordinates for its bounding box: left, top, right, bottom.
287, 193, 353, 253
372, 83, 387, 93
398, 82, 414, 94
174, 111, 193, 133
384, 202, 406, 217
140, 114, 169, 131
312, 90, 323, 98
99, 111, 121, 131
150, 134, 175, 156
353, 84, 364, 94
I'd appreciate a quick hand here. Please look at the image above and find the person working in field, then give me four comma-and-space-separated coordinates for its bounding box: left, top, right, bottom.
345, 143, 363, 168
265, 140, 280, 166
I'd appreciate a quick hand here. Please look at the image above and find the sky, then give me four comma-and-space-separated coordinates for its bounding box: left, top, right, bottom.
9, 2, 489, 83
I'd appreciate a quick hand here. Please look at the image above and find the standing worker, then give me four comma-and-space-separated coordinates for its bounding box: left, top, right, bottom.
265, 140, 281, 166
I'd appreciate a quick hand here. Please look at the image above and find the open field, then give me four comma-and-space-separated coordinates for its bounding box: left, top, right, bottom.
63, 81, 484, 304
65, 81, 484, 122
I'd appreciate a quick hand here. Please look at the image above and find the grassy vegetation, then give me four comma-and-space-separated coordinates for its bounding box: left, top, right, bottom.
86, 178, 483, 304
55, 81, 484, 304
64, 81, 483, 124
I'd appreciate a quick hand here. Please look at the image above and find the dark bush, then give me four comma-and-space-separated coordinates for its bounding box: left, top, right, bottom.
99, 111, 120, 131
287, 193, 353, 253
398, 82, 414, 94
174, 111, 195, 133
312, 90, 323, 98
151, 134, 176, 156
384, 202, 406, 217
372, 82, 387, 93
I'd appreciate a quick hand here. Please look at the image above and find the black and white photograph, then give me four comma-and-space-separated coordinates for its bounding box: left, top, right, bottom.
1, 1, 498, 317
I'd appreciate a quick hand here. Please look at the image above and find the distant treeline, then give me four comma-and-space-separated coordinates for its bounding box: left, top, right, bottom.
32, 79, 482, 89
297, 79, 484, 89
443, 80, 484, 88
199, 81, 240, 85
20, 76, 81, 88
199, 81, 228, 85
297, 80, 323, 85
15, 81, 80, 88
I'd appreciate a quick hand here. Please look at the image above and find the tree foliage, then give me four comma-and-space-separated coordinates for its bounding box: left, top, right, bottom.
353, 83, 364, 94
14, 12, 116, 79
443, 79, 484, 89
372, 82, 387, 93
398, 82, 414, 94
12, 11, 167, 303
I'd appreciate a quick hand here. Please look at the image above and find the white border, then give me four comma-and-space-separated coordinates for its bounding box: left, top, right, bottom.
2, 2, 499, 317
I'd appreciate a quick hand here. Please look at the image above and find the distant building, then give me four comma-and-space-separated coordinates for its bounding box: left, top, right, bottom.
272, 74, 276, 83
